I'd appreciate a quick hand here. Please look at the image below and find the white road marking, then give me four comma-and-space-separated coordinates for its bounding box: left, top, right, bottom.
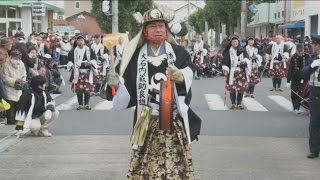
268, 95, 292, 112
56, 96, 78, 110
93, 100, 113, 110
205, 94, 228, 110
50, 94, 61, 99
242, 97, 268, 111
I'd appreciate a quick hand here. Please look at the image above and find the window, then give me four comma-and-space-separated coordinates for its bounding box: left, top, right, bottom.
278, 12, 280, 18
274, 13, 277, 19
282, 11, 284, 17
75, 1, 80, 9
0, 7, 6, 18
7, 6, 20, 18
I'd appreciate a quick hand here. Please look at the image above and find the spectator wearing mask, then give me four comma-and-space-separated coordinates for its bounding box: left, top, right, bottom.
1, 50, 27, 125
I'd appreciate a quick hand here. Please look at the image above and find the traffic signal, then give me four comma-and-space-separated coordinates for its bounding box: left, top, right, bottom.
102, 0, 111, 15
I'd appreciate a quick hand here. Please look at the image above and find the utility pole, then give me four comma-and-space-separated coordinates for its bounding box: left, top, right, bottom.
240, 0, 247, 38
112, 0, 118, 33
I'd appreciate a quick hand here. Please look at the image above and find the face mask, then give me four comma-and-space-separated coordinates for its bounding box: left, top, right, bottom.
10, 58, 20, 65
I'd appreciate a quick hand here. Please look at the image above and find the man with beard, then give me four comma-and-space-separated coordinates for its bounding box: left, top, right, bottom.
106, 8, 201, 179
286, 44, 310, 114
222, 35, 250, 109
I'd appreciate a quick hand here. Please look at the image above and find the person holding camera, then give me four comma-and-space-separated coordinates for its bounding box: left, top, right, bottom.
91, 35, 109, 96
1, 49, 27, 125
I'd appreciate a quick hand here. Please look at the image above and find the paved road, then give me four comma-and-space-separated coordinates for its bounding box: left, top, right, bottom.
0, 71, 317, 180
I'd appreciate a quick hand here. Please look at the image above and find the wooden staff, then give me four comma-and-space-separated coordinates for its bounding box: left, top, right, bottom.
107, 45, 117, 96
159, 67, 174, 131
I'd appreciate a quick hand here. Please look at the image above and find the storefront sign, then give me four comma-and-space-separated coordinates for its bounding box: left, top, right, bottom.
32, 3, 46, 16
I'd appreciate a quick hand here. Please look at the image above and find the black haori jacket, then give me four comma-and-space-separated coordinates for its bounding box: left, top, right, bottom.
107, 43, 202, 142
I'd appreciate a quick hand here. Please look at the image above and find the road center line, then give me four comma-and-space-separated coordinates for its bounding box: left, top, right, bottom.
56, 96, 78, 110
242, 97, 268, 111
93, 100, 113, 110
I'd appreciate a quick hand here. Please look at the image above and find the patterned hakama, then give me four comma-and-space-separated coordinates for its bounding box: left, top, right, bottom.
249, 68, 260, 84
269, 63, 286, 77
71, 72, 94, 93
127, 116, 194, 180
226, 71, 248, 92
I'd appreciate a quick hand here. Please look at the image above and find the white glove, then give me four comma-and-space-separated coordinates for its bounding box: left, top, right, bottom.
167, 65, 184, 83
311, 59, 320, 68
44, 110, 52, 120
286, 82, 291, 89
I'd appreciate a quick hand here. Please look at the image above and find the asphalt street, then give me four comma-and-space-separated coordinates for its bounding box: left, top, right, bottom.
0, 70, 317, 180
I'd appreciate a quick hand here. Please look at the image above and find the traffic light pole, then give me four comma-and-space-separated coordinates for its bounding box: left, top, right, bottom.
112, 0, 118, 33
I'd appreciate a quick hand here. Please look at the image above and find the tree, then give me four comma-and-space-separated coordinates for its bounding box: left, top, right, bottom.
91, 0, 153, 36
188, 9, 206, 34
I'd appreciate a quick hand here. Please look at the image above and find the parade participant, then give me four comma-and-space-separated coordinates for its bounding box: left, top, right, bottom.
244, 36, 262, 98
71, 35, 97, 110
15, 75, 59, 137
268, 34, 292, 91
91, 35, 109, 95
286, 44, 310, 114
191, 34, 209, 80
106, 8, 201, 179
222, 35, 251, 109
301, 34, 320, 159
1, 50, 27, 125
113, 36, 124, 73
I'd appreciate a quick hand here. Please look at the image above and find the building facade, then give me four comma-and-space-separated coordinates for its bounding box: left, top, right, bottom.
0, 1, 63, 37
248, 3, 275, 39
304, 1, 320, 37
62, 0, 92, 18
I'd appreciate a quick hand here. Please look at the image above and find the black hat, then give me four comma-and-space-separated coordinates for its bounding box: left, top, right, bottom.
311, 34, 320, 44
30, 75, 47, 90
247, 36, 255, 40
230, 34, 239, 40
296, 43, 304, 52
10, 49, 22, 59
14, 32, 24, 39
0, 37, 10, 46
76, 35, 85, 40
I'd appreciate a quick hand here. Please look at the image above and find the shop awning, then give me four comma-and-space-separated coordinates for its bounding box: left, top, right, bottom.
278, 22, 305, 29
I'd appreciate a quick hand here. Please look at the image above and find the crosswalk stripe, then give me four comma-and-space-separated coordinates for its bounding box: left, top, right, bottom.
242, 97, 268, 111
92, 100, 113, 110
56, 96, 78, 110
204, 94, 228, 110
51, 94, 61, 99
268, 95, 292, 112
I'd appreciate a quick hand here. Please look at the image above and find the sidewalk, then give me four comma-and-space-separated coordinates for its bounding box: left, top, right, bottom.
0, 123, 15, 139
1, 135, 320, 180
